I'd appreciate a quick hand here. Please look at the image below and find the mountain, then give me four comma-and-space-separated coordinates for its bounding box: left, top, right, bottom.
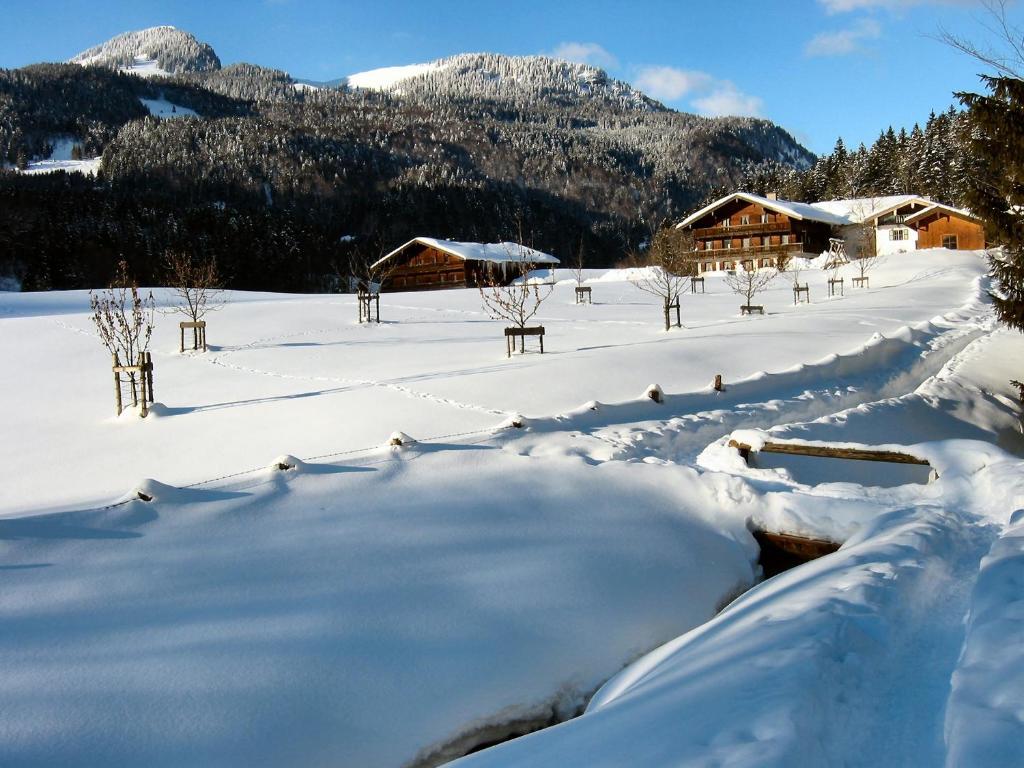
341, 53, 665, 113
2, 28, 816, 293
70, 26, 221, 77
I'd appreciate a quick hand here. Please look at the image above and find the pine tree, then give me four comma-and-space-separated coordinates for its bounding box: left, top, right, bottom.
958, 76, 1024, 342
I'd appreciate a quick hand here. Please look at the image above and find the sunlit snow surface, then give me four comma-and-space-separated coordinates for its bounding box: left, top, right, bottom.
0, 250, 1022, 767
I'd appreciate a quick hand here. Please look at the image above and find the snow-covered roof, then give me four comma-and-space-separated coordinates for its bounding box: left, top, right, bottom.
810, 195, 932, 223
375, 238, 560, 269
676, 192, 851, 229
903, 203, 980, 225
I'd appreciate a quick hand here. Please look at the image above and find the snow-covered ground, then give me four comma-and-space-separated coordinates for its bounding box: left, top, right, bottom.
139, 97, 198, 118
11, 136, 102, 176
0, 249, 1021, 766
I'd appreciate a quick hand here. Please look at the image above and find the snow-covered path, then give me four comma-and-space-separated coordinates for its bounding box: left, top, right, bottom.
453, 326, 1024, 768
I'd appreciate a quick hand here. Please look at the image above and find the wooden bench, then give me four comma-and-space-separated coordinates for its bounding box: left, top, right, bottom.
690, 276, 705, 294
828, 277, 844, 297
793, 284, 809, 305
740, 305, 764, 315
505, 325, 545, 357
852, 276, 869, 288
574, 285, 592, 304
179, 320, 207, 352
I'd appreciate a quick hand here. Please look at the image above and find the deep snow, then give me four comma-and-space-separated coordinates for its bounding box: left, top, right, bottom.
0, 249, 1021, 767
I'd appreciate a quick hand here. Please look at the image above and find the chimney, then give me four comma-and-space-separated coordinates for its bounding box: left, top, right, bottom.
766, 191, 778, 201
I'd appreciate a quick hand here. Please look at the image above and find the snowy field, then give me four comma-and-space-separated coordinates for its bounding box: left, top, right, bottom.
1, 250, 1022, 766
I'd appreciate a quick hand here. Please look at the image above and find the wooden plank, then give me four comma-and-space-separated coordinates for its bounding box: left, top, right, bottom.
753, 530, 841, 560
728, 439, 930, 466
504, 326, 545, 336
179, 321, 206, 329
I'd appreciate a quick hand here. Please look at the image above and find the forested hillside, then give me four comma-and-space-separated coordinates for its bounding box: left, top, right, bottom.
4, 27, 815, 291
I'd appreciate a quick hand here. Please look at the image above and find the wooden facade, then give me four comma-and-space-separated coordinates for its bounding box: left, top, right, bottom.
907, 208, 985, 251
382, 242, 470, 291
378, 239, 558, 292
681, 198, 833, 272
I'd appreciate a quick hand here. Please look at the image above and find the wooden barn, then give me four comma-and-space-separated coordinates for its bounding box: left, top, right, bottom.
675, 192, 848, 273
373, 238, 560, 291
905, 204, 986, 251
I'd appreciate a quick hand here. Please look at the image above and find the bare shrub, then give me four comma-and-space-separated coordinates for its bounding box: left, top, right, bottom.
629, 226, 698, 330
90, 260, 155, 403
479, 247, 552, 353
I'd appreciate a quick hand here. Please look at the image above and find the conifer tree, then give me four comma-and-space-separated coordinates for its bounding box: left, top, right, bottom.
958, 76, 1024, 338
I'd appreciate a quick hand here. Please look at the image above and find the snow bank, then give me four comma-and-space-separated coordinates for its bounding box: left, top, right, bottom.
946, 507, 1024, 767
454, 501, 991, 768
0, 450, 755, 767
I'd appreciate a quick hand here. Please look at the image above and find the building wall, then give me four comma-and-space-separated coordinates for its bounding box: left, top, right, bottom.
384, 244, 469, 291
875, 225, 918, 256
686, 200, 832, 270
913, 214, 986, 250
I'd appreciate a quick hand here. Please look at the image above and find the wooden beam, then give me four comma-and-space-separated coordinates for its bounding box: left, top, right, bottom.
728, 439, 930, 466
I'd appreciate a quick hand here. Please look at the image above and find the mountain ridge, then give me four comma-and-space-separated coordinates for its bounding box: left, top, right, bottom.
69, 26, 221, 76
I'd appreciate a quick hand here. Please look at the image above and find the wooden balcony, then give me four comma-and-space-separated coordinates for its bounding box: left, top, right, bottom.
694, 242, 805, 259
693, 221, 791, 238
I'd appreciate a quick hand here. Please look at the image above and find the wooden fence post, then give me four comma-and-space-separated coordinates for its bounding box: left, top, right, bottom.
137, 354, 148, 418
113, 353, 122, 416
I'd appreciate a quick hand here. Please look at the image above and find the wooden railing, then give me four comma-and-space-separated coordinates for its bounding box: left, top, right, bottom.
695, 242, 804, 257
693, 221, 791, 238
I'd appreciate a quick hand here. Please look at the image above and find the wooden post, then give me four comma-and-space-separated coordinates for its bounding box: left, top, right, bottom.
714, 374, 723, 392
179, 325, 184, 353
145, 352, 154, 404
137, 354, 148, 418
113, 353, 122, 416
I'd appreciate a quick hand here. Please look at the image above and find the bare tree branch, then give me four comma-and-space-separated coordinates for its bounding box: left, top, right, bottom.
935, 0, 1024, 80
163, 250, 225, 325
628, 225, 698, 330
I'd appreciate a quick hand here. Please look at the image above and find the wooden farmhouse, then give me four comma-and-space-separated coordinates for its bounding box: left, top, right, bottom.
904, 203, 986, 251
373, 238, 559, 291
811, 195, 935, 256
675, 192, 848, 273
676, 192, 987, 271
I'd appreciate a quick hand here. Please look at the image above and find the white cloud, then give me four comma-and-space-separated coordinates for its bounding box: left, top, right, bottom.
632, 66, 713, 101
805, 18, 882, 56
817, 0, 970, 13
630, 65, 763, 118
692, 83, 764, 118
548, 42, 619, 70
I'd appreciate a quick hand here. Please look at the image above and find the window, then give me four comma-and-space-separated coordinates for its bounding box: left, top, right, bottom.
761, 213, 770, 224
740, 215, 750, 225
725, 240, 732, 249
890, 228, 909, 241
721, 218, 731, 228
782, 234, 790, 245
943, 234, 958, 249
742, 238, 751, 248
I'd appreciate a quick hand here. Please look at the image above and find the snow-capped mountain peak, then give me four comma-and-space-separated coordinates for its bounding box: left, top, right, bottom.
341, 53, 665, 112
70, 26, 221, 77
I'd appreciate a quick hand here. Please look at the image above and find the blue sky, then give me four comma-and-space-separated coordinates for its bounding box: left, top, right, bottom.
1, 0, 1015, 153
